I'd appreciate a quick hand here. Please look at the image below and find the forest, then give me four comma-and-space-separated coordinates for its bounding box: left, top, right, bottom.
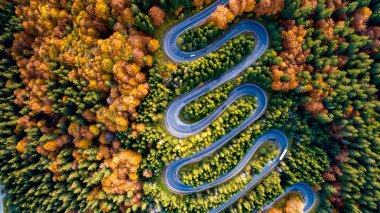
0, 0, 379, 212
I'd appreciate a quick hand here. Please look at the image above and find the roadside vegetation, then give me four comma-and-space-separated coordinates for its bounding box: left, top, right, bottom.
178, 23, 223, 51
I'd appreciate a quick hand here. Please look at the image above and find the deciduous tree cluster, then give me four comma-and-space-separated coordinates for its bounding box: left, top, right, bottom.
0, 0, 162, 212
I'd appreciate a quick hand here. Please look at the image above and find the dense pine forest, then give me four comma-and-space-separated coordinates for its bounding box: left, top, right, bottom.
0, 0, 379, 212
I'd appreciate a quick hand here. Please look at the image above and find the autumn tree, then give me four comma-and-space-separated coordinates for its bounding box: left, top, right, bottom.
351, 7, 372, 33
208, 5, 235, 29
148, 6, 166, 27
253, 0, 284, 16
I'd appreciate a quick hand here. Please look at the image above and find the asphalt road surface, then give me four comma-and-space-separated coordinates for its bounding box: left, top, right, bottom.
162, 0, 317, 212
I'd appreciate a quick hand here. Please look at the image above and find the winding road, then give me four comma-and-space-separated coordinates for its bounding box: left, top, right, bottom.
162, 0, 317, 212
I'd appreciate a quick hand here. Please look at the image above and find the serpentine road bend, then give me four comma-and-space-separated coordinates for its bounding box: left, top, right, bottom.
162, 0, 317, 212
